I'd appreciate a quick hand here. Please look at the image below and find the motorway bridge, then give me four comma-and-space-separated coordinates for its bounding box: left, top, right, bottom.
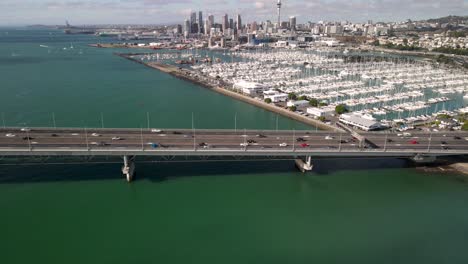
1, 127, 468, 181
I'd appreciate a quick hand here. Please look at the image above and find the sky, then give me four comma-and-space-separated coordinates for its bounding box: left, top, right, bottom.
0, 0, 467, 26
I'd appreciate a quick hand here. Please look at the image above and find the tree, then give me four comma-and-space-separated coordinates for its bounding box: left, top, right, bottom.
289, 106, 297, 112
309, 98, 319, 107
319, 102, 328, 107
264, 98, 272, 104
335, 104, 348, 115
288, 93, 297, 100
318, 116, 326, 122
298, 95, 308, 101
462, 123, 468, 131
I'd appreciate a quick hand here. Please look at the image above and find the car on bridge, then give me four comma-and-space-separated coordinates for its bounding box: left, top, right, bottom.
5, 133, 15, 138
409, 140, 419, 145
279, 143, 288, 147
296, 138, 306, 142
299, 143, 310, 148
112, 137, 123, 141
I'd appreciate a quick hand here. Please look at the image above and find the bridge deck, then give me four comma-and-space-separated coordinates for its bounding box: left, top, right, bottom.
1, 127, 467, 157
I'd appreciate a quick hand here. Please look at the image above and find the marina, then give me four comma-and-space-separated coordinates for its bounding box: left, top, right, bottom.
127, 48, 468, 130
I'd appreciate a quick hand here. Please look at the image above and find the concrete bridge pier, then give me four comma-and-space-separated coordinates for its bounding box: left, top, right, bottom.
411, 154, 437, 164
122, 155, 136, 182
295, 156, 313, 173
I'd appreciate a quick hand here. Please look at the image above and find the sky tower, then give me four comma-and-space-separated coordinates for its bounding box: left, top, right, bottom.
277, 0, 282, 29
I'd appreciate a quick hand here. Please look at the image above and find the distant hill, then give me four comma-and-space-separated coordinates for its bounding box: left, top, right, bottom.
425, 16, 468, 24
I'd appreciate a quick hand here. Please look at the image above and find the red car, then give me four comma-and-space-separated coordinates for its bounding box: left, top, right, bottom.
409, 140, 419, 145
300, 143, 310, 148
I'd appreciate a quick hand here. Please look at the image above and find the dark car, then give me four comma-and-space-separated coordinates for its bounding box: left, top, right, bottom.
387, 139, 394, 143
247, 139, 257, 144
454, 136, 461, 140
51, 134, 59, 137
256, 134, 267, 138
441, 141, 448, 145
22, 137, 34, 140
296, 138, 306, 142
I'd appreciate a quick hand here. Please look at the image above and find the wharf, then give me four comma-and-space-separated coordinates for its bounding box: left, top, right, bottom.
117, 53, 341, 131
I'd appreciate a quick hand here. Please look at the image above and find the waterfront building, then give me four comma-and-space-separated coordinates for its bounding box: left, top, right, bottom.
234, 80, 265, 96
229, 18, 234, 30
307, 106, 335, 118
287, 100, 309, 107
339, 114, 383, 131
264, 92, 289, 103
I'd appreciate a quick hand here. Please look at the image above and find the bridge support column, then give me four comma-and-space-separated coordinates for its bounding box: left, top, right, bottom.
295, 156, 313, 173
122, 155, 136, 182
411, 154, 437, 164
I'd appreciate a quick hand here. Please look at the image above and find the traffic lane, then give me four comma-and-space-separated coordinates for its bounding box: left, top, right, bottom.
0, 128, 341, 137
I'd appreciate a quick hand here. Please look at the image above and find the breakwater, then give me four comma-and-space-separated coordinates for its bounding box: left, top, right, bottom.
116, 53, 341, 132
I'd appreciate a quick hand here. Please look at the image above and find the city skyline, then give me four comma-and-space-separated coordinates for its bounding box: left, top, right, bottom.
0, 0, 467, 26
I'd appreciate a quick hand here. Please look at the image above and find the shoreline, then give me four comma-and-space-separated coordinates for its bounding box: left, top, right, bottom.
116, 53, 342, 131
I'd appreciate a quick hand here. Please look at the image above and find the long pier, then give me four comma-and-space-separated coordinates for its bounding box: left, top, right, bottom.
1, 127, 468, 181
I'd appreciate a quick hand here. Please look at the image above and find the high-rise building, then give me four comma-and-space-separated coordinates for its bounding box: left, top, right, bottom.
184, 19, 190, 37
229, 18, 234, 30
252, 21, 258, 32
236, 14, 242, 31
207, 14, 214, 34
176, 24, 182, 34
208, 14, 214, 26
222, 14, 229, 32
289, 16, 296, 31
198, 11, 203, 34
204, 19, 209, 35
190, 12, 197, 33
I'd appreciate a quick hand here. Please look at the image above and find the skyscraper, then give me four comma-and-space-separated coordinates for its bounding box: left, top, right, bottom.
207, 14, 214, 35
190, 12, 197, 33
289, 16, 296, 31
222, 14, 228, 32
198, 11, 203, 34
184, 19, 190, 37
229, 18, 234, 30
204, 19, 209, 35
236, 14, 242, 31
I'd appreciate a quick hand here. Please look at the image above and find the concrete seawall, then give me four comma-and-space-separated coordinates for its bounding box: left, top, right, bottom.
116, 53, 341, 132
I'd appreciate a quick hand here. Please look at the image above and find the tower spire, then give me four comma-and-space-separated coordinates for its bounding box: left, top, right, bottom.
277, 0, 282, 29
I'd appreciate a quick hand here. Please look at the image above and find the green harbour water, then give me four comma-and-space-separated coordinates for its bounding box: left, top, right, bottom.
1, 28, 468, 264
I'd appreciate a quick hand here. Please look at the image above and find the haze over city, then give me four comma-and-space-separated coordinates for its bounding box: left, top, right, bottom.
1, 0, 468, 25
